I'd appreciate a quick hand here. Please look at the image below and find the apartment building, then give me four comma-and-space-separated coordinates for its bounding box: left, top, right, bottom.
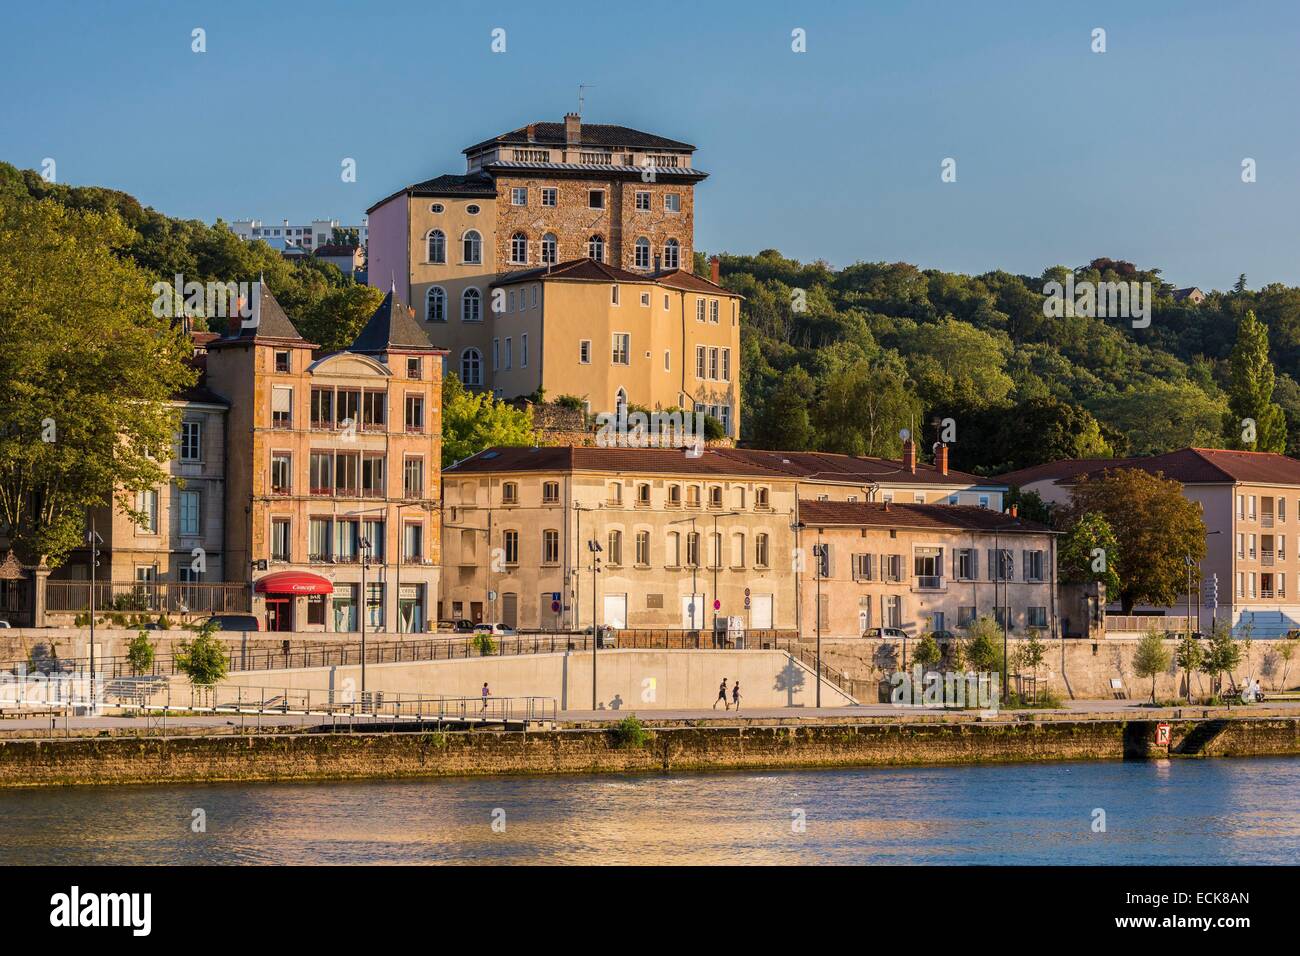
797, 500, 1057, 640
366, 113, 719, 419
204, 283, 444, 632
1002, 447, 1300, 636
229, 217, 368, 251
439, 443, 1008, 631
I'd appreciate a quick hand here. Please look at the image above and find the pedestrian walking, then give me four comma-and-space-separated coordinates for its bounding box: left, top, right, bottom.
714, 678, 729, 710
732, 681, 741, 710
481, 681, 490, 713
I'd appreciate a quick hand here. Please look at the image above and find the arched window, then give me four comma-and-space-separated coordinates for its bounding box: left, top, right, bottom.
541, 233, 557, 265
587, 234, 605, 262
662, 238, 680, 270
615, 388, 628, 414
461, 348, 482, 386
510, 231, 528, 265
462, 287, 482, 322
426, 286, 446, 322
463, 230, 482, 264
426, 229, 445, 264
634, 237, 650, 270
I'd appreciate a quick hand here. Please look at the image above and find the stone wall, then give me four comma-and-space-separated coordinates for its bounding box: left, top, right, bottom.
3, 717, 1297, 788
815, 635, 1300, 701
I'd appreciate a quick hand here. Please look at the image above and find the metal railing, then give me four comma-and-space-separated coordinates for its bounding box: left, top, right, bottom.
46, 581, 251, 614
103, 679, 557, 725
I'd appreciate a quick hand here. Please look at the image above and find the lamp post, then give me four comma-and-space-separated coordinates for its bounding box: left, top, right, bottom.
710, 511, 739, 640
87, 520, 102, 714
588, 539, 602, 709
359, 534, 372, 710
669, 516, 701, 635
812, 532, 825, 708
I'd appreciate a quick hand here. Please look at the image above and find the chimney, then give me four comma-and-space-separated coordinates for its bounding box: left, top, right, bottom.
936, 443, 949, 476
526, 122, 537, 142
902, 438, 916, 474
564, 112, 581, 145
654, 254, 661, 272
710, 255, 720, 284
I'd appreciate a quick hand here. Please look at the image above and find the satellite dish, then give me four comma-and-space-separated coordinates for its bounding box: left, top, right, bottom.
899, 428, 911, 441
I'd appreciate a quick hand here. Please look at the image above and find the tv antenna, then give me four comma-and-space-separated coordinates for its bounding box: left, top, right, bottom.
577, 83, 594, 116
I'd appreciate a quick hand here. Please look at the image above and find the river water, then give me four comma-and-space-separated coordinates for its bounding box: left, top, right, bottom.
3, 758, 1298, 865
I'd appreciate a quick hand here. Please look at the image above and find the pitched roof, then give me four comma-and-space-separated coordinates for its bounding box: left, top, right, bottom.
493, 259, 741, 297
447, 445, 1005, 487
798, 499, 1052, 534
349, 289, 442, 354
483, 161, 707, 182
464, 122, 695, 154
999, 447, 1300, 488
314, 243, 360, 257
366, 172, 497, 213
208, 282, 314, 349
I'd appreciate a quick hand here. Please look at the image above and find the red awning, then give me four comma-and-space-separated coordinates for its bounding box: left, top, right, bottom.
254, 571, 334, 595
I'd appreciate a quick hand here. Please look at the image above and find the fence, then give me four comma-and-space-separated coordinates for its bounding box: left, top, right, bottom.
45, 580, 250, 615
1106, 615, 1193, 635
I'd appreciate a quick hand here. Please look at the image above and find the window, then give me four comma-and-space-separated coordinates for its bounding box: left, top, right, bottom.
1024, 549, 1045, 582
466, 204, 480, 215
588, 190, 605, 209
309, 452, 332, 495
914, 547, 942, 584
521, 334, 528, 368
427, 229, 446, 263
883, 554, 903, 582
708, 347, 719, 380
503, 530, 519, 566
853, 553, 874, 580
635, 191, 651, 211
634, 237, 650, 269
636, 531, 650, 566
334, 451, 359, 496
637, 483, 651, 506
179, 490, 200, 536
430, 203, 444, 213
360, 391, 385, 432
885, 596, 902, 628
579, 340, 591, 364
989, 548, 1014, 581
543, 529, 560, 564
721, 348, 731, 381
1027, 607, 1048, 628
136, 489, 159, 533
668, 484, 681, 507
696, 345, 706, 378
708, 485, 723, 508
756, 487, 770, 509
608, 482, 623, 505
958, 606, 977, 628
271, 452, 292, 494
511, 186, 528, 206
309, 518, 331, 561
612, 333, 630, 365
541, 233, 557, 264
407, 357, 422, 379
425, 286, 446, 322
664, 193, 680, 213
361, 454, 384, 498
510, 231, 528, 264
755, 533, 770, 568
271, 386, 292, 428
460, 348, 482, 386
696, 300, 706, 322
710, 532, 722, 569
686, 532, 700, 567
543, 481, 560, 504
462, 230, 482, 264
274, 350, 290, 373
611, 285, 620, 306
664, 350, 671, 371
540, 187, 557, 207
978, 495, 990, 509
709, 299, 719, 323
403, 523, 424, 562
271, 519, 291, 562
504, 337, 512, 370
667, 531, 681, 566
663, 238, 679, 269
686, 485, 700, 508
731, 532, 745, 568
502, 481, 518, 505
405, 394, 424, 433
180, 421, 201, 461
957, 548, 978, 581
607, 530, 623, 566
462, 287, 482, 323
588, 234, 605, 262
403, 457, 424, 497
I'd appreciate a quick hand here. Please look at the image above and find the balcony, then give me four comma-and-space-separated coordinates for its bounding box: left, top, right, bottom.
1263, 550, 1276, 566
1263, 514, 1275, 528
914, 576, 944, 591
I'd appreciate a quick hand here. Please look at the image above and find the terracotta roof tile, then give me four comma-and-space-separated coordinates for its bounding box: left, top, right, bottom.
798, 499, 1052, 534
1000, 447, 1300, 487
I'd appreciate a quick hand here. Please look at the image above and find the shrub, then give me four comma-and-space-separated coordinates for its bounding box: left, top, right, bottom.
472, 632, 497, 656
126, 629, 156, 676
611, 714, 652, 749
912, 633, 941, 670
173, 619, 228, 686
1132, 628, 1172, 704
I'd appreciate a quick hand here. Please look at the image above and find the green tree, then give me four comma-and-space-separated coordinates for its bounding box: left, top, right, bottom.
1174, 633, 1204, 703
913, 632, 942, 671
1132, 629, 1172, 704
750, 366, 816, 450
126, 629, 156, 676
1223, 310, 1287, 451
1021, 630, 1046, 686
1057, 511, 1123, 597
963, 616, 1003, 673
441, 373, 536, 466
174, 619, 228, 686
0, 198, 196, 565
901, 318, 1014, 410
812, 360, 923, 458
296, 283, 386, 353
1065, 470, 1206, 612
1200, 620, 1243, 697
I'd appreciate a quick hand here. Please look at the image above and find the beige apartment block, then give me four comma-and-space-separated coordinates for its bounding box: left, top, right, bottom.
440, 443, 1009, 633
1002, 447, 1300, 636
205, 284, 445, 632
796, 500, 1058, 640
366, 114, 711, 417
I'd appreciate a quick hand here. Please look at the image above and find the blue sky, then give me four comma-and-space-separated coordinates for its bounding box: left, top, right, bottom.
2, 0, 1298, 289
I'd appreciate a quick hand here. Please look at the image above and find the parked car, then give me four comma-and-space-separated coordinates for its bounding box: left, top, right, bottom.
474, 622, 516, 636
205, 613, 261, 632
863, 626, 909, 640
930, 630, 957, 642
451, 619, 476, 633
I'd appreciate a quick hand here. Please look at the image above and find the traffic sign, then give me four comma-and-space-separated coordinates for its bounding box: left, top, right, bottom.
713, 599, 721, 611
551, 600, 561, 612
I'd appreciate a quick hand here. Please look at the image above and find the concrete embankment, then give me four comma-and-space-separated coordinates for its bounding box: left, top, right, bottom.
1, 716, 1297, 789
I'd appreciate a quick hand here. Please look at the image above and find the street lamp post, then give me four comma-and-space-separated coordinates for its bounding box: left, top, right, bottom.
588, 539, 602, 709
87, 519, 102, 714
710, 511, 740, 640
812, 532, 825, 708
359, 534, 372, 710
669, 516, 700, 637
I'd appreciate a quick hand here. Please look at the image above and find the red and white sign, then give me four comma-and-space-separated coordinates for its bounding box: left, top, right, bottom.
1155, 723, 1171, 746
